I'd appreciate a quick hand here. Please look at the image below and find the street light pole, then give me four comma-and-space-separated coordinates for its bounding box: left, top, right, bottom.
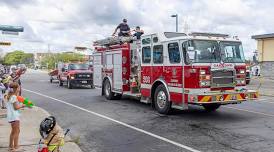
171, 14, 178, 32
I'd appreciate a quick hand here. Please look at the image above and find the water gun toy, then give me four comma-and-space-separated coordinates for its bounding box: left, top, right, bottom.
2, 75, 12, 84
17, 96, 34, 107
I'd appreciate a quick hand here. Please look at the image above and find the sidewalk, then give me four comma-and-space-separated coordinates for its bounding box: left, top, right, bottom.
0, 107, 82, 152
248, 77, 274, 97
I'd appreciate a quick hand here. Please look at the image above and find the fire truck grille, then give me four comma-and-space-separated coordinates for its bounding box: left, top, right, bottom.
211, 70, 235, 87
76, 73, 92, 79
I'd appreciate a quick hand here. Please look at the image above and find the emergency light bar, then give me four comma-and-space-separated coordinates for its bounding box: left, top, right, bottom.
189, 32, 230, 38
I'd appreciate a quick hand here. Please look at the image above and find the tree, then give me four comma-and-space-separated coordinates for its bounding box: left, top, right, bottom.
3, 51, 34, 65
40, 53, 85, 69
21, 53, 34, 65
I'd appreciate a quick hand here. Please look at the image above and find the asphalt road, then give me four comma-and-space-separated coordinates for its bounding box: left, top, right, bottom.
21, 70, 274, 152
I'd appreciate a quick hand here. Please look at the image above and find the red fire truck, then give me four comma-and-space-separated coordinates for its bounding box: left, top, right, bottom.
93, 32, 259, 114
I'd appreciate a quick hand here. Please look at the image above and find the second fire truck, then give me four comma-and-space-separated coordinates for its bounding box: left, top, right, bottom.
92, 32, 259, 114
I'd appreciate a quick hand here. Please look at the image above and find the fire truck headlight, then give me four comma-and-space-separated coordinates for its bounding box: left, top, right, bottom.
70, 76, 75, 79
200, 70, 206, 75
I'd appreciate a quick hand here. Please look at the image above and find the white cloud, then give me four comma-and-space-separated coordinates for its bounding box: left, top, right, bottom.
0, 0, 273, 59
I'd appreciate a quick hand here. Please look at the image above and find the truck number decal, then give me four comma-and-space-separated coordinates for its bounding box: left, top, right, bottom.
143, 76, 151, 84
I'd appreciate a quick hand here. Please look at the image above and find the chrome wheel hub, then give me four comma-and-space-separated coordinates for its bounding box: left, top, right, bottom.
157, 91, 167, 109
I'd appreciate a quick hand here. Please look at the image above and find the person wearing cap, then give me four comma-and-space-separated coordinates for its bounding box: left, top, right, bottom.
112, 19, 131, 37
133, 26, 144, 40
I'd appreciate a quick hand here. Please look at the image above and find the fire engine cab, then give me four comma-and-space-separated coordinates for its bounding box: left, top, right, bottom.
93, 32, 259, 114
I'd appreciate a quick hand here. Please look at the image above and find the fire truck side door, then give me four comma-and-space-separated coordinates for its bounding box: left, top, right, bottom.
140, 45, 152, 97
163, 42, 184, 103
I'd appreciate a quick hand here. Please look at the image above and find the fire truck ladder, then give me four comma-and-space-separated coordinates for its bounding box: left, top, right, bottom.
94, 36, 135, 46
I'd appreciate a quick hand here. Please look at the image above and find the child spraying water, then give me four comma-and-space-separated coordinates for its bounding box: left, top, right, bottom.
5, 82, 25, 151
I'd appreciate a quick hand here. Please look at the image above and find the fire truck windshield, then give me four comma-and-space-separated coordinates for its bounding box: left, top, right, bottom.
189, 40, 220, 63
187, 40, 245, 63
219, 41, 245, 63
68, 64, 89, 70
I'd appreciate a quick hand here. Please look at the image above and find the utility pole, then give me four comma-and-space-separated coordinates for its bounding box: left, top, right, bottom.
171, 14, 178, 32
48, 44, 51, 53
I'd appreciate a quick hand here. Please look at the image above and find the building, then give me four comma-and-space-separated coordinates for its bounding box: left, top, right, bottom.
73, 47, 94, 64
251, 33, 274, 77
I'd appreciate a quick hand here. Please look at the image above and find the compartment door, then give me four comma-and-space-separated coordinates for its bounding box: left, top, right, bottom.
93, 53, 102, 87
113, 52, 123, 91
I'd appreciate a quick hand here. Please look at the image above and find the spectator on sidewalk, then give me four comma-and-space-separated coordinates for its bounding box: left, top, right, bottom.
5, 82, 25, 152
0, 79, 6, 109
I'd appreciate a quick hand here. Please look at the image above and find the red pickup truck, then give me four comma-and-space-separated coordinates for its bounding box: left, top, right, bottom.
57, 63, 93, 89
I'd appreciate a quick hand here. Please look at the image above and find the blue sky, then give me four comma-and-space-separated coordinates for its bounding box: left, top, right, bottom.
0, 0, 274, 58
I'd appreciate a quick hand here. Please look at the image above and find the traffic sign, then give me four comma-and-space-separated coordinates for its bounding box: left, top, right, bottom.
0, 42, 11, 46
0, 25, 24, 32
75, 46, 87, 51
2, 31, 19, 35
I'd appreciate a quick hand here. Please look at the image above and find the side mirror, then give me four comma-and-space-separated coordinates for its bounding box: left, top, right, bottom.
187, 47, 195, 61
188, 51, 195, 61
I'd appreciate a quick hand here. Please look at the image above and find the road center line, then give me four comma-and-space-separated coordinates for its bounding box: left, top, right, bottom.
224, 106, 274, 117
23, 88, 200, 152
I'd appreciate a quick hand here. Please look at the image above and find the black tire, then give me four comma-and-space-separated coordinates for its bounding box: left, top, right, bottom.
50, 78, 53, 83
154, 84, 171, 114
203, 104, 221, 112
114, 94, 122, 100
59, 79, 63, 86
246, 79, 250, 85
67, 79, 73, 89
103, 79, 115, 100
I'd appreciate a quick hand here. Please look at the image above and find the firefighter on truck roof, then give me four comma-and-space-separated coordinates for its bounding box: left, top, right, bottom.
112, 19, 131, 37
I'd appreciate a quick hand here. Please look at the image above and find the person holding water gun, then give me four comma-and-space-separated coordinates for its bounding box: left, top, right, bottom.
5, 82, 25, 152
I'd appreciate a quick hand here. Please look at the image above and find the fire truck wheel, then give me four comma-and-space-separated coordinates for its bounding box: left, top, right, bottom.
154, 85, 171, 114
203, 104, 221, 112
104, 80, 115, 100
49, 76, 53, 83
59, 79, 63, 86
114, 94, 122, 100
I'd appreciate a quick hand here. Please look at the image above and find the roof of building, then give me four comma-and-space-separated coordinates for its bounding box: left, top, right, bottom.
251, 33, 274, 40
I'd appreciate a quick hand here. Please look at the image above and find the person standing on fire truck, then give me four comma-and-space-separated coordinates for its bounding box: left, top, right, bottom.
133, 26, 144, 40
112, 19, 131, 37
